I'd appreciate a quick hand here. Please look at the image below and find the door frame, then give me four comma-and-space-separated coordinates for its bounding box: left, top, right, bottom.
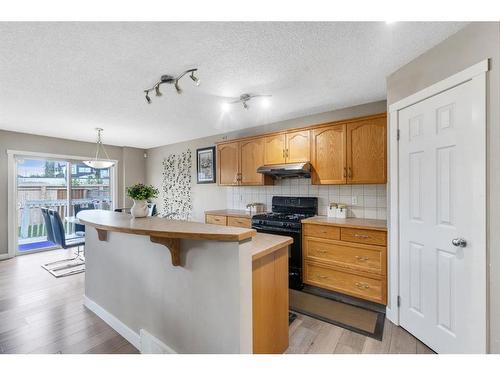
386, 59, 489, 331
6, 149, 119, 259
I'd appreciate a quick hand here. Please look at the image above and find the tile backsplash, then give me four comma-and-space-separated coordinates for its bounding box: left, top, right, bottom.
226, 178, 387, 220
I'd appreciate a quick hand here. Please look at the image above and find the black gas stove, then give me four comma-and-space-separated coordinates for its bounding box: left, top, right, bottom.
252, 196, 318, 290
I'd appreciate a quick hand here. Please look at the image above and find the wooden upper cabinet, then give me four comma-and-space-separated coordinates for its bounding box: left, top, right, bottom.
346, 117, 387, 184
264, 134, 286, 165
240, 138, 266, 185
217, 142, 240, 186
311, 124, 347, 185
286, 130, 310, 163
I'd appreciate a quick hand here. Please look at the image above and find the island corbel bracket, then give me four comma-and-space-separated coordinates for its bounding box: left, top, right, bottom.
95, 228, 108, 241
150, 236, 181, 266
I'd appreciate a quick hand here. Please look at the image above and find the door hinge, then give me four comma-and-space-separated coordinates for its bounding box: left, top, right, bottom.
397, 129, 400, 141
397, 295, 401, 307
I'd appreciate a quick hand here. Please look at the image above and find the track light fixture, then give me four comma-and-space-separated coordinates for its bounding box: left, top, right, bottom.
224, 93, 272, 110
143, 68, 199, 104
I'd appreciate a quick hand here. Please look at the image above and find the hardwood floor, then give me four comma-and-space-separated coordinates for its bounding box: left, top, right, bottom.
0, 249, 138, 354
0, 248, 433, 354
286, 312, 434, 354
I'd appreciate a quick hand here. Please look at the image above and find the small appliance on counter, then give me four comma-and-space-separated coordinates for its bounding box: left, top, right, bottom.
328, 202, 348, 219
245, 202, 266, 215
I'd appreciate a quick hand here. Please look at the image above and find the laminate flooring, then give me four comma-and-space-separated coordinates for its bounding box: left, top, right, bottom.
0, 248, 434, 354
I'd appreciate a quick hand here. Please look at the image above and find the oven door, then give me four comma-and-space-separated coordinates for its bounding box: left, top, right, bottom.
251, 225, 303, 290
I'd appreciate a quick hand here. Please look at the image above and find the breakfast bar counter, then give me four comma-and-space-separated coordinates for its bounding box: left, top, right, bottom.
77, 210, 291, 354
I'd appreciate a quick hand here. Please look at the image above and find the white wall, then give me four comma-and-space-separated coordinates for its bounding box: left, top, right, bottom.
146, 100, 387, 223
386, 22, 500, 353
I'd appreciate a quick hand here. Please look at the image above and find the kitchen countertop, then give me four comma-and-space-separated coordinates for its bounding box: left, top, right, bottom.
251, 232, 293, 260
78, 209, 257, 241
301, 216, 387, 231
205, 209, 260, 218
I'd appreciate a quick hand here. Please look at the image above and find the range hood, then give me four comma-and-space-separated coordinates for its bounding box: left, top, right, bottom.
257, 162, 311, 179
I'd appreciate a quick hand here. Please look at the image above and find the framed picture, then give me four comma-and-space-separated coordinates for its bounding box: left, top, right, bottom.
196, 146, 216, 184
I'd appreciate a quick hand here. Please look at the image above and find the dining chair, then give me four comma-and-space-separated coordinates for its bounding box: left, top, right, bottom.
73, 202, 95, 236
42, 209, 85, 277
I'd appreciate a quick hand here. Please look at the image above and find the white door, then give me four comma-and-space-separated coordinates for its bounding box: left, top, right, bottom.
398, 77, 486, 353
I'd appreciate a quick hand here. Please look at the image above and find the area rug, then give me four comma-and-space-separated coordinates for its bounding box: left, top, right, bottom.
289, 289, 385, 340
41, 258, 85, 278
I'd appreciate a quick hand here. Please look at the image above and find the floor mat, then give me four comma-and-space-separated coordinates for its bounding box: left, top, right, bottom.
289, 289, 385, 340
41, 258, 85, 278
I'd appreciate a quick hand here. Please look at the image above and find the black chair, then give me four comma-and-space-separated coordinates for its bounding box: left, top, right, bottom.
40, 207, 56, 245
42, 209, 85, 277
74, 203, 95, 236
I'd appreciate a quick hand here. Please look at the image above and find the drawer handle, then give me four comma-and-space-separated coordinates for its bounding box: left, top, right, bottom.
315, 249, 328, 254
355, 256, 370, 261
355, 282, 370, 289
316, 274, 329, 280
354, 234, 370, 239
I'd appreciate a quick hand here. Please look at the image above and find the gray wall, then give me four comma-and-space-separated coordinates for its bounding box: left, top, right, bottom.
0, 129, 146, 255
146, 100, 387, 222
386, 22, 500, 353
85, 228, 252, 353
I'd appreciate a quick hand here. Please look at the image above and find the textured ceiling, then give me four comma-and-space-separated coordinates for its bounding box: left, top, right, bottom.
0, 22, 467, 148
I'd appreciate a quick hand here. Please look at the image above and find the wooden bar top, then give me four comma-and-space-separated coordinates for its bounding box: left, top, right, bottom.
251, 233, 293, 260
205, 209, 258, 218
301, 216, 387, 231
78, 210, 256, 241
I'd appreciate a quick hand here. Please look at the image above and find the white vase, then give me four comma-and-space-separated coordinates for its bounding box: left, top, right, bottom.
131, 199, 149, 218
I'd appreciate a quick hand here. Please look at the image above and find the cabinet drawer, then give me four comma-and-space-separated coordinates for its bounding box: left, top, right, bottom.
227, 216, 252, 228
340, 227, 386, 246
303, 224, 340, 240
205, 215, 227, 226
304, 238, 383, 274
304, 262, 385, 304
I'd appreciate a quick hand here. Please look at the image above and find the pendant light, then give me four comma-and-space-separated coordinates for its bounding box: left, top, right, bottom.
83, 128, 115, 169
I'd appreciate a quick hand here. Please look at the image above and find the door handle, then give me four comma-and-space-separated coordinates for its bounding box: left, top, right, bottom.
452, 238, 467, 248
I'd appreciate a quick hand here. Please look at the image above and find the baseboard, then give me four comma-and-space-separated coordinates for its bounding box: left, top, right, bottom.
0, 253, 12, 261
83, 295, 177, 353
83, 295, 141, 350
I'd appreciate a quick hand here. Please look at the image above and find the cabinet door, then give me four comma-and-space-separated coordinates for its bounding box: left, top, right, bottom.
346, 117, 387, 184
217, 142, 240, 186
311, 124, 347, 184
240, 138, 266, 185
286, 130, 310, 163
264, 134, 286, 165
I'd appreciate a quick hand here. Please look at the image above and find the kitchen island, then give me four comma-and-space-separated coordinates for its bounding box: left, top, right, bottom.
77, 210, 292, 354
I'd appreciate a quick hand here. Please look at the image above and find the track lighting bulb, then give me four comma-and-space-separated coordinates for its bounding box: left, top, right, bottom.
221, 102, 230, 113
243, 101, 249, 110
144, 90, 152, 104
155, 84, 162, 97
190, 71, 200, 86
174, 80, 182, 94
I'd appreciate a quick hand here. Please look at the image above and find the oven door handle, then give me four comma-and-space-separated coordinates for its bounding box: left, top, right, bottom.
251, 225, 301, 234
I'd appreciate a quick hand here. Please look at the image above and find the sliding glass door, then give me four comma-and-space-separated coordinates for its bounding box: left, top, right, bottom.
15, 156, 115, 255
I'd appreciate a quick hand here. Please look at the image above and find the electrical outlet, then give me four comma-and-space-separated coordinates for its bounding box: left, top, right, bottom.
351, 196, 358, 205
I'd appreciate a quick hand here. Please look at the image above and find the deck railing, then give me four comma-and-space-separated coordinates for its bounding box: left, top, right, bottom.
18, 198, 111, 240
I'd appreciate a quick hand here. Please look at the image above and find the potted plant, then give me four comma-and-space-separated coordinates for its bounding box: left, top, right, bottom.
126, 183, 159, 218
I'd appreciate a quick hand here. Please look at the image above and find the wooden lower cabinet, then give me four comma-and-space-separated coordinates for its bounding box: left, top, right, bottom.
227, 216, 252, 228
252, 246, 289, 354
303, 223, 387, 305
205, 214, 227, 226
205, 213, 252, 228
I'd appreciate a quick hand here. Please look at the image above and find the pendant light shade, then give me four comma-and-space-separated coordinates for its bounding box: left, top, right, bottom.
83, 128, 115, 169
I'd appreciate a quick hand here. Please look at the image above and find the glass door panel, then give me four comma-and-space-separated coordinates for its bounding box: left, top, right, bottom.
16, 158, 68, 253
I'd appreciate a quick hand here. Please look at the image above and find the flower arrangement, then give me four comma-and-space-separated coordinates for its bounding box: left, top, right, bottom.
126, 183, 159, 201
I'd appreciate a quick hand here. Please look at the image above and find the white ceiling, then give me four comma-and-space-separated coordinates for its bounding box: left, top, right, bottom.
0, 22, 467, 149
